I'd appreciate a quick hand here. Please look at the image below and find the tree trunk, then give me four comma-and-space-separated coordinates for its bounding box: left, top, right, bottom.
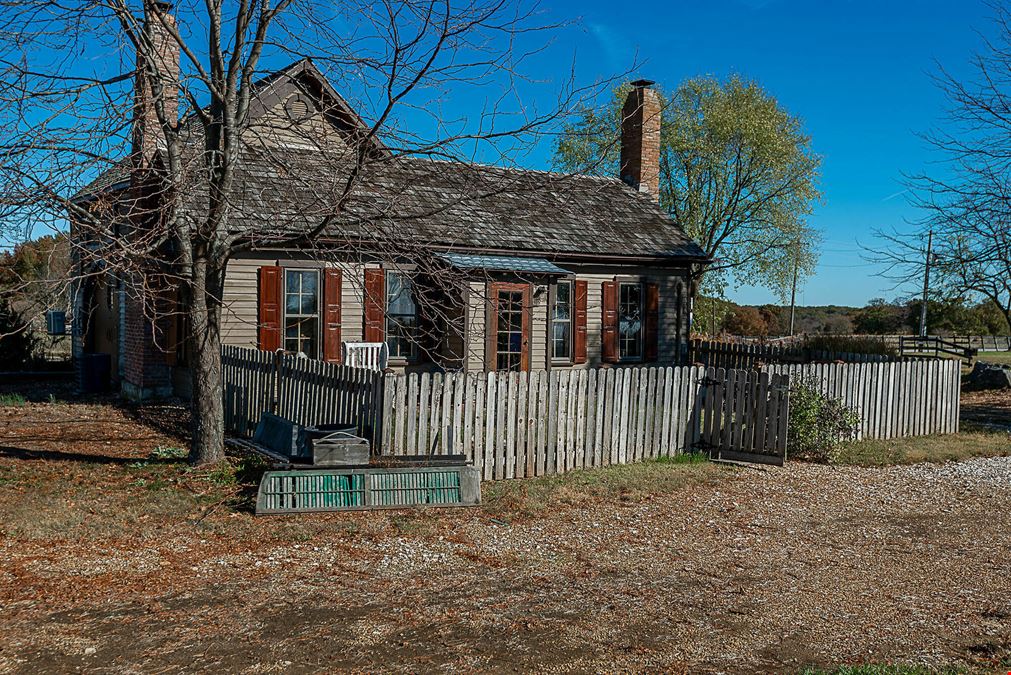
189, 257, 226, 466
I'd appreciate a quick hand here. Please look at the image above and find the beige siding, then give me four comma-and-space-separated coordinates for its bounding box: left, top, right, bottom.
530, 282, 549, 369
243, 93, 351, 153
465, 281, 487, 372
222, 254, 691, 373
463, 266, 691, 372
220, 253, 371, 350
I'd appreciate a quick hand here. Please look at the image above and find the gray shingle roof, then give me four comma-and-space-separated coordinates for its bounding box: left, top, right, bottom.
73, 59, 706, 262
75, 145, 706, 261
169, 145, 707, 260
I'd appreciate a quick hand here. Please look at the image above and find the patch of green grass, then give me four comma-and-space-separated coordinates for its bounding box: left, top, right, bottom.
0, 393, 26, 406
834, 428, 1010, 467
801, 665, 969, 675
976, 351, 1011, 366
653, 451, 709, 465
482, 453, 727, 520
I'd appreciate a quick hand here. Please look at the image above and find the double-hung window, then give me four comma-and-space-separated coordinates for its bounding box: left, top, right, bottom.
385, 271, 418, 360
284, 269, 319, 357
550, 280, 572, 362
618, 282, 643, 360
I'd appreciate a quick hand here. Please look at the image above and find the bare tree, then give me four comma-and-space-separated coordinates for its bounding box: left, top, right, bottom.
872, 2, 1011, 332
0, 0, 611, 464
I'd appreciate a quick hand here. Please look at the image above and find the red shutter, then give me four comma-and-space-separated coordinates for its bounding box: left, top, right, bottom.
574, 279, 588, 364
601, 280, 618, 363
322, 268, 342, 363
644, 281, 660, 361
363, 268, 385, 343
258, 266, 282, 351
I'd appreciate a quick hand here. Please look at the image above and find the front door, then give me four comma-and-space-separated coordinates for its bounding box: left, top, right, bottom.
488, 282, 530, 372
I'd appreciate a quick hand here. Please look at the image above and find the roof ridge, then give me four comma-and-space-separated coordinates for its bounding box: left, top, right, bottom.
400, 154, 619, 183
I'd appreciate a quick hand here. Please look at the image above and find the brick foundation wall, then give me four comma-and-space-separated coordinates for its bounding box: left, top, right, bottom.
121, 285, 173, 401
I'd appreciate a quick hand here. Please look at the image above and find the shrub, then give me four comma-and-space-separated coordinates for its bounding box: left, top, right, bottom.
0, 299, 36, 369
788, 376, 860, 462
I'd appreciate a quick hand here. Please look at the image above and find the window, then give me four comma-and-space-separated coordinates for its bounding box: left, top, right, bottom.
551, 280, 572, 361
618, 282, 642, 360
385, 271, 418, 360
284, 269, 319, 357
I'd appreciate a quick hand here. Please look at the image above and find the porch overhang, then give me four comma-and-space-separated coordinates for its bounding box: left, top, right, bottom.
435, 252, 572, 276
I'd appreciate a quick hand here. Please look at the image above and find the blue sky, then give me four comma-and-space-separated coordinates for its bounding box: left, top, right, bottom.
7, 0, 994, 310
506, 0, 996, 307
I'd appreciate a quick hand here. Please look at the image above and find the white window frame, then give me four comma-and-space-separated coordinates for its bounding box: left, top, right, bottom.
283, 268, 320, 358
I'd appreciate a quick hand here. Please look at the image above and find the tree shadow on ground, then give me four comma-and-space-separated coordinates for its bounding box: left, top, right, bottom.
0, 445, 182, 465
118, 400, 192, 443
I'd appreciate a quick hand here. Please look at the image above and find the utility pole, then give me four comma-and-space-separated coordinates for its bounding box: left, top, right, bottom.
787, 235, 801, 337
919, 230, 933, 338
788, 249, 799, 337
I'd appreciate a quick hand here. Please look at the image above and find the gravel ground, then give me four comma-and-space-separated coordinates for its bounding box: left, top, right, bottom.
1, 403, 1010, 673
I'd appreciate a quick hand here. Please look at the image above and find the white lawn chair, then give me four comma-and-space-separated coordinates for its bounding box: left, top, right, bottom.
342, 342, 389, 371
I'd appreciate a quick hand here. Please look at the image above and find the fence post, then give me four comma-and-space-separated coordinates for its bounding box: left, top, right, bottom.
270, 349, 281, 415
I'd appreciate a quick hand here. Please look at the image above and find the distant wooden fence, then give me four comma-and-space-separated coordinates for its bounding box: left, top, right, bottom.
761, 358, 961, 440
728, 334, 1011, 352
222, 345, 383, 444
379, 365, 792, 477
690, 339, 895, 370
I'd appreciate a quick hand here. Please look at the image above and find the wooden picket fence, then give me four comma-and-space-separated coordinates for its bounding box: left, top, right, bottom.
696, 368, 791, 465
690, 339, 895, 370
761, 358, 961, 440
221, 345, 961, 481
222, 346, 278, 437
222, 345, 384, 444
731, 334, 1011, 352
379, 365, 792, 477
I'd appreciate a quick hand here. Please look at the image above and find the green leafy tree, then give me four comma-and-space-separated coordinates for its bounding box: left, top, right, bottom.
555, 76, 822, 301
905, 296, 1006, 335
853, 298, 907, 334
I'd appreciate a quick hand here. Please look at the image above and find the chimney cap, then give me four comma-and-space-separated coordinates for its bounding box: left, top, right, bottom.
630, 79, 655, 89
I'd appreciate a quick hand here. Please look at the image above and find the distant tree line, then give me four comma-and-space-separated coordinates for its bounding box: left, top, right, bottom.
0, 234, 70, 368
696, 296, 1007, 338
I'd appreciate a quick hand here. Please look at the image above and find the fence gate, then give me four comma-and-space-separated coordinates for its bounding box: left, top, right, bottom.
695, 367, 790, 466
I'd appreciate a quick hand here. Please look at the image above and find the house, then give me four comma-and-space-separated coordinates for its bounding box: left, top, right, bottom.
70, 4, 707, 400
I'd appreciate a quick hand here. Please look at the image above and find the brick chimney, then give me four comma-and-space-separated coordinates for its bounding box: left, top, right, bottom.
121, 1, 178, 402
620, 79, 661, 200
133, 1, 179, 169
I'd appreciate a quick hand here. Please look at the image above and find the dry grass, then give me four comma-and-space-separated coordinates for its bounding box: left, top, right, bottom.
482, 452, 725, 520
834, 426, 1011, 467
3, 398, 1011, 673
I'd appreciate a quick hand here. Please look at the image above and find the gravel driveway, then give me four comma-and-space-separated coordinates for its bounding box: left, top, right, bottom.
1, 401, 1009, 673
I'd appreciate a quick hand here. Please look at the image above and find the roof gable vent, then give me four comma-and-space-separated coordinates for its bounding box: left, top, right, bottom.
284, 95, 311, 122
